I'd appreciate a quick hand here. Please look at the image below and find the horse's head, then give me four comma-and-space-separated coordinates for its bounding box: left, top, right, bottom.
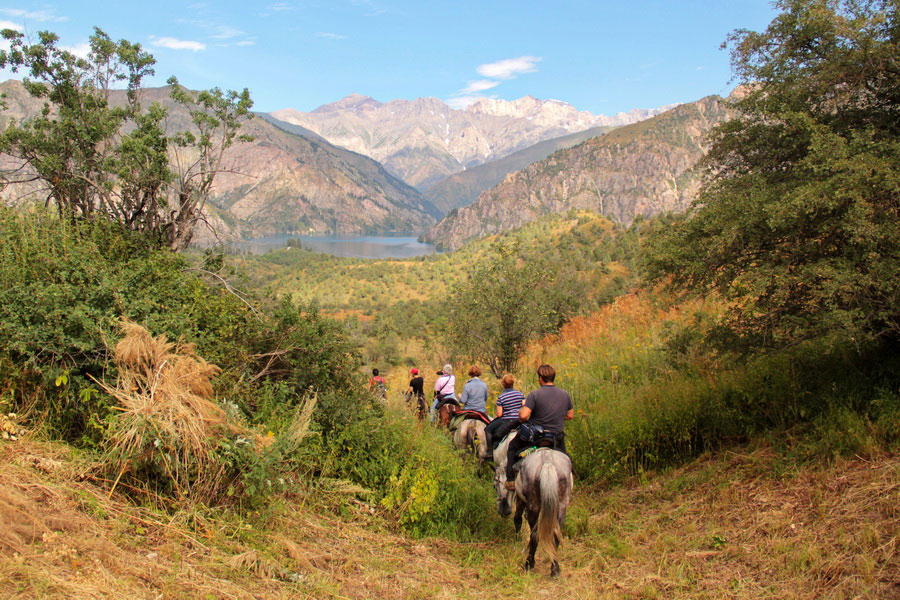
493, 467, 515, 517
492, 430, 518, 517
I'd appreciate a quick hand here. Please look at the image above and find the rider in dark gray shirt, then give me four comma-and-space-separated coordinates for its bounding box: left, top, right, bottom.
505, 364, 574, 487
523, 385, 573, 433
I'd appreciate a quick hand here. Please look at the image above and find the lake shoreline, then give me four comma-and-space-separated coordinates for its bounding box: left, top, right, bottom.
213, 233, 439, 259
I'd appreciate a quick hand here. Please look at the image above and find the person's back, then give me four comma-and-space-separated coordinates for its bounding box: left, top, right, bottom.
459, 365, 488, 414
369, 368, 387, 399
434, 372, 455, 398
496, 386, 525, 421
523, 385, 571, 433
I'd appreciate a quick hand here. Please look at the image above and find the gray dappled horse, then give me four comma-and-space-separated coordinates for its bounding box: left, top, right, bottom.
493, 432, 574, 576
453, 418, 488, 462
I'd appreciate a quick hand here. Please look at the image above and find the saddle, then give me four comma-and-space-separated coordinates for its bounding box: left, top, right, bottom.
455, 410, 491, 425
449, 410, 491, 432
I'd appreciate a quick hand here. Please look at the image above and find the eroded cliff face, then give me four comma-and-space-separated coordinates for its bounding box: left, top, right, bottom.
423, 95, 735, 250
0, 81, 437, 242
270, 95, 674, 190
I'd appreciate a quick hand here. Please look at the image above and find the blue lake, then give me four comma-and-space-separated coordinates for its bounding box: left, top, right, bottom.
235, 234, 437, 259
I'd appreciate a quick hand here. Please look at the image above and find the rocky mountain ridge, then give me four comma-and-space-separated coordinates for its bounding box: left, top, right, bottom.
423, 95, 736, 250
422, 124, 612, 215
270, 95, 674, 191
0, 80, 438, 242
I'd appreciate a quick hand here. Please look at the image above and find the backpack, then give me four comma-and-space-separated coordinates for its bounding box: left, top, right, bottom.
372, 377, 386, 398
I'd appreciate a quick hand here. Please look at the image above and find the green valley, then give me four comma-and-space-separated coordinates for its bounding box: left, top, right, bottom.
1, 1, 898, 599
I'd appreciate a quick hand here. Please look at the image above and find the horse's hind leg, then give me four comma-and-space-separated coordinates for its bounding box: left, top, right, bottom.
524, 510, 538, 572
550, 539, 560, 577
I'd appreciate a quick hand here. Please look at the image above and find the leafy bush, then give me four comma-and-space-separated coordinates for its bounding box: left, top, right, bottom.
0, 209, 363, 447
324, 407, 504, 539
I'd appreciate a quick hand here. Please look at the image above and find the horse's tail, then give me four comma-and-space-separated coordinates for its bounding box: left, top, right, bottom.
473, 421, 488, 460
537, 459, 562, 564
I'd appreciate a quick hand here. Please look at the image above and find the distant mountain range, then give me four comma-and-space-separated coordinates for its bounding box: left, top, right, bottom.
271, 95, 675, 191
422, 125, 613, 215
422, 95, 736, 250
0, 80, 438, 242
1, 79, 739, 248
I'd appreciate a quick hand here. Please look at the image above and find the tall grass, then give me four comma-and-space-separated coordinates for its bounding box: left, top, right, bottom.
520, 293, 900, 483
323, 399, 505, 540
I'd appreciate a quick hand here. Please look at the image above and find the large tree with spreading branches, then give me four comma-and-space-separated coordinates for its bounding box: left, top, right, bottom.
645, 0, 899, 349
0, 27, 253, 250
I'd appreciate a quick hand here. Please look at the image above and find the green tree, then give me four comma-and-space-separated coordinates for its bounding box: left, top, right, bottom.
645, 0, 900, 348
445, 241, 588, 377
0, 27, 253, 250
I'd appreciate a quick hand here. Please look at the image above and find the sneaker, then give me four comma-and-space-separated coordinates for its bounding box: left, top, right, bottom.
504, 480, 516, 491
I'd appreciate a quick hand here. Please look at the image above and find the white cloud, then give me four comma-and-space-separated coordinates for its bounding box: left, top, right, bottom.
61, 42, 90, 59
315, 32, 346, 40
234, 40, 256, 47
0, 8, 67, 23
0, 19, 22, 31
269, 2, 295, 11
696, 66, 705, 71
211, 25, 245, 40
150, 36, 206, 52
460, 79, 499, 94
476, 56, 540, 80
446, 95, 486, 110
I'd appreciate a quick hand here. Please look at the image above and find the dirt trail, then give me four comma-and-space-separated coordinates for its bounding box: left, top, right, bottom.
1, 440, 897, 599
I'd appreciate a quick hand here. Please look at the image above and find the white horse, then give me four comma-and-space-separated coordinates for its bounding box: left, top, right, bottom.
493, 432, 573, 576
453, 418, 488, 463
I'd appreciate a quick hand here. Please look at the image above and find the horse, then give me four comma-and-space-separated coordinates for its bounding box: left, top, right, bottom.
453, 417, 488, 462
493, 432, 573, 576
436, 400, 457, 427
403, 391, 427, 420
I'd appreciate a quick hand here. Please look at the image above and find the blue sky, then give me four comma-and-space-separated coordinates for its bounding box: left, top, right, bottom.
0, 1, 778, 115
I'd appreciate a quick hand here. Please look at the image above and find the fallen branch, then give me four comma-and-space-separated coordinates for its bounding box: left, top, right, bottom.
183, 267, 261, 318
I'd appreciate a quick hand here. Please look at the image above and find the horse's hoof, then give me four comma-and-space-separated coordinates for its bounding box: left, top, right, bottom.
523, 560, 534, 572
550, 564, 560, 577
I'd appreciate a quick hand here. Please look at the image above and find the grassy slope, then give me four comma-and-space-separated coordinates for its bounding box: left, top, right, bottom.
2, 438, 896, 599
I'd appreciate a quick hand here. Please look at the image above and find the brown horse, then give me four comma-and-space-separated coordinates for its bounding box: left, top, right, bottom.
493, 433, 573, 576
437, 401, 457, 427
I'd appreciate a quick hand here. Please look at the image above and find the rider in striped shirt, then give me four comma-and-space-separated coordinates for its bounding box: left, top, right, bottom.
484, 374, 525, 451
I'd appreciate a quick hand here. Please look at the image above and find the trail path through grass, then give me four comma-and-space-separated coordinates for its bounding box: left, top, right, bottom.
2, 440, 896, 599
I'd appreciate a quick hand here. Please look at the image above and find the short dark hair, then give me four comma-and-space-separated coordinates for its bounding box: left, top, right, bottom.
372, 368, 379, 376
468, 365, 481, 377
537, 364, 556, 383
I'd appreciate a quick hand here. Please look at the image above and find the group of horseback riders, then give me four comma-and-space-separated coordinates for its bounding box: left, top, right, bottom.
396, 362, 573, 487
374, 362, 575, 575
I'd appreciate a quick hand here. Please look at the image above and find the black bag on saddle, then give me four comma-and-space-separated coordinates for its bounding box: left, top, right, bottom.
517, 422, 544, 444
518, 422, 558, 448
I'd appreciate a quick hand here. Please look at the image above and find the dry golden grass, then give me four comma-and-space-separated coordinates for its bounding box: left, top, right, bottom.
100, 320, 244, 503
1, 437, 896, 599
